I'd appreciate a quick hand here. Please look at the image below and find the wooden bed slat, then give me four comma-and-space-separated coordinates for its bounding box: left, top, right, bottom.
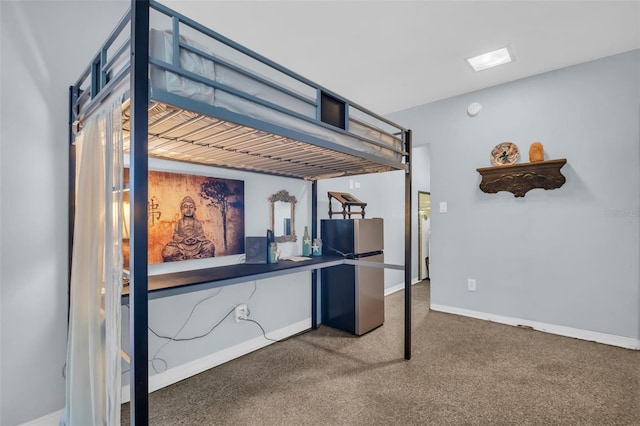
122, 102, 401, 180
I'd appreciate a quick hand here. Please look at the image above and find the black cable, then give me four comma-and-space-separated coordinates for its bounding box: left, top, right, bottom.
243, 318, 279, 342
125, 299, 228, 373
148, 306, 235, 375
242, 317, 312, 343
122, 358, 167, 376
149, 307, 235, 342
326, 245, 353, 258
248, 280, 258, 300
124, 285, 286, 374
243, 308, 280, 342
126, 287, 226, 341
149, 356, 168, 374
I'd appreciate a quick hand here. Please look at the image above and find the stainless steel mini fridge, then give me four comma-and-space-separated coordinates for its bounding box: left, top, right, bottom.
320, 218, 384, 335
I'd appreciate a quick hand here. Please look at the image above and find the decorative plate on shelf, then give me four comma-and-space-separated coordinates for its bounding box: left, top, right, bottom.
490, 142, 519, 166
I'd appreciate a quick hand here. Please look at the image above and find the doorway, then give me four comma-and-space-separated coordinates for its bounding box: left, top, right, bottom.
418, 191, 431, 280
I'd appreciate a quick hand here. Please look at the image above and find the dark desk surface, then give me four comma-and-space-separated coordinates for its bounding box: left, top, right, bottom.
121, 255, 345, 303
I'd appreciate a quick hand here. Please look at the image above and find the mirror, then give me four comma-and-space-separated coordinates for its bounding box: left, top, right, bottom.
418, 191, 431, 280
269, 190, 297, 243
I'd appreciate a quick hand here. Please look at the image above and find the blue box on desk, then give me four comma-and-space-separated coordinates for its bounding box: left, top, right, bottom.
245, 237, 268, 264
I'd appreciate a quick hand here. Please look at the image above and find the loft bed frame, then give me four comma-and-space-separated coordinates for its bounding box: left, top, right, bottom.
68, 1, 412, 424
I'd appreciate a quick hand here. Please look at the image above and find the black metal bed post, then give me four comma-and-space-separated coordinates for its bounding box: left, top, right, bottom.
130, 0, 150, 424
311, 180, 318, 328
404, 129, 412, 360
68, 86, 78, 326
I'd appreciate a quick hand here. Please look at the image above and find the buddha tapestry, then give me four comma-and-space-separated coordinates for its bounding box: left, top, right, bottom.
144, 170, 245, 264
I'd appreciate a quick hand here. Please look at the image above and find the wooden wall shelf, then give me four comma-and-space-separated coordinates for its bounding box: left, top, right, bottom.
476, 158, 567, 197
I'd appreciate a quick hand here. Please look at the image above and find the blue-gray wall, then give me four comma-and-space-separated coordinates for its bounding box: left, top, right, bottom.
1, 2, 130, 425
0, 2, 312, 424
2, 0, 638, 423
389, 50, 640, 342
317, 144, 432, 288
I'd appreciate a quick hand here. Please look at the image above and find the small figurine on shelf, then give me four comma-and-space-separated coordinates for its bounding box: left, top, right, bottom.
268, 242, 279, 264
312, 238, 322, 256
529, 142, 544, 162
302, 226, 311, 256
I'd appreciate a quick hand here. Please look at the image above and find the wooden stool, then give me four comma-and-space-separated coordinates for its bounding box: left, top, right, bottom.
327, 192, 367, 219
424, 256, 430, 280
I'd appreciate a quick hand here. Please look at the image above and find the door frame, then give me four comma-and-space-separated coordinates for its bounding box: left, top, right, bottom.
417, 191, 431, 280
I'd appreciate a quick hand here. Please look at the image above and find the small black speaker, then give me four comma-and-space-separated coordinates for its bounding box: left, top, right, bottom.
245, 237, 268, 264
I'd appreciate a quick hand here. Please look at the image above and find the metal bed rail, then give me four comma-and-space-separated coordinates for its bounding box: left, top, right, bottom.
148, 0, 407, 156
70, 1, 408, 161
68, 3, 413, 425
71, 8, 132, 137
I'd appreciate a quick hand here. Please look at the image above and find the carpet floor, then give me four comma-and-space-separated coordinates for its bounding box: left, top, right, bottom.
122, 281, 639, 425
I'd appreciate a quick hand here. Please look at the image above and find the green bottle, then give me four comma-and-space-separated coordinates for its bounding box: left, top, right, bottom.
268, 242, 279, 264
302, 226, 311, 256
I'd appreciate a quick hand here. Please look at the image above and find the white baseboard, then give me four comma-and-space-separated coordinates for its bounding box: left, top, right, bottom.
19, 410, 63, 426
23, 304, 638, 426
385, 277, 421, 296
431, 304, 640, 350
121, 318, 311, 403
24, 319, 311, 425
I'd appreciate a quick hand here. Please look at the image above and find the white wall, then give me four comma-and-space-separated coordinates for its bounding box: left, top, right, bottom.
5, 1, 636, 424
120, 159, 313, 385
388, 50, 640, 344
412, 144, 432, 279
0, 3, 418, 424
315, 146, 431, 287
1, 2, 131, 425
0, 2, 311, 425
317, 171, 406, 288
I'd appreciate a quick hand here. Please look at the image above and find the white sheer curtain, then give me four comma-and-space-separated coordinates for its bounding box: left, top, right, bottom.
61, 98, 124, 426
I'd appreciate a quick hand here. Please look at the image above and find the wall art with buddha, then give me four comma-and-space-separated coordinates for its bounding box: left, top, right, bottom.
145, 170, 245, 264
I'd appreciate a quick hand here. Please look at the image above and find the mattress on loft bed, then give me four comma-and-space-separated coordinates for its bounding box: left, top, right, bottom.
148, 29, 403, 162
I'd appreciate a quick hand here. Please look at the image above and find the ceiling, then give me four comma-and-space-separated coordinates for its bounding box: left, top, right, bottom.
160, 0, 640, 116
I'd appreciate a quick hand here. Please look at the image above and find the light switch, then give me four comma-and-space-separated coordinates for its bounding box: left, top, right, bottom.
439, 201, 448, 213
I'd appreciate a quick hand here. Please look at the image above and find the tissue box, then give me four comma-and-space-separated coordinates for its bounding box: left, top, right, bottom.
245, 237, 268, 264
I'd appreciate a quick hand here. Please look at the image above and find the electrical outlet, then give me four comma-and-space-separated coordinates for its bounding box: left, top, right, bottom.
234, 304, 249, 322
467, 279, 476, 292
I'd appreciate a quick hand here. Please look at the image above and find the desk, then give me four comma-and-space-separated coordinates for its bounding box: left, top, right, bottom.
122, 256, 403, 326
122, 256, 345, 331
